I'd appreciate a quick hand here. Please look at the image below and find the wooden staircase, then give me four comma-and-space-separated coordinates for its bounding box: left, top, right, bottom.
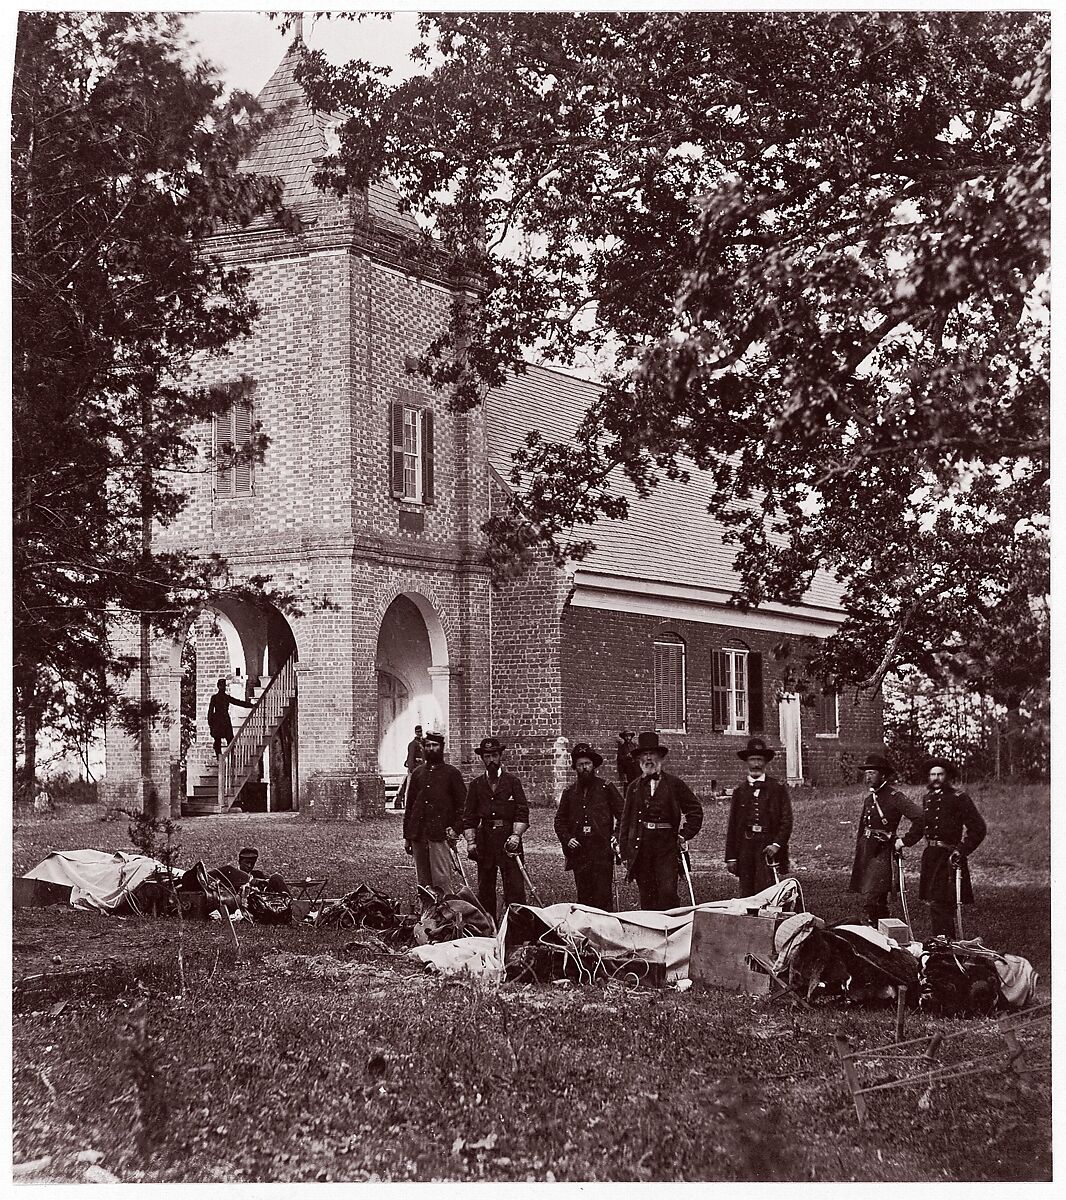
184, 656, 297, 816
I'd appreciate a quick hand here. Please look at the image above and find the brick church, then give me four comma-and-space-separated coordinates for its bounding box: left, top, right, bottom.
103, 44, 883, 820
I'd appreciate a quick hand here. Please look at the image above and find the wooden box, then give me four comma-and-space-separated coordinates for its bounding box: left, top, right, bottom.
877, 917, 912, 945
688, 910, 785, 994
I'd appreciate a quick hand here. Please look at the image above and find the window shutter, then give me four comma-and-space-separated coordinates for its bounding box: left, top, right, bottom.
816, 690, 838, 734
390, 401, 405, 496
748, 652, 764, 732
214, 409, 233, 497
421, 408, 434, 503
712, 650, 729, 730
654, 642, 684, 731
233, 402, 253, 496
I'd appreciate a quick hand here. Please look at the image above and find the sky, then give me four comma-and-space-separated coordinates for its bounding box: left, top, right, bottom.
181, 9, 423, 95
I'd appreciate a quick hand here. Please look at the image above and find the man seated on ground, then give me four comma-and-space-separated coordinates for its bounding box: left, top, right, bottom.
202, 846, 290, 899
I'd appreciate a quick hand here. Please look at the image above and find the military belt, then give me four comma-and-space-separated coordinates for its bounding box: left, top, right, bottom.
926, 838, 954, 850
487, 820, 508, 829
642, 821, 673, 831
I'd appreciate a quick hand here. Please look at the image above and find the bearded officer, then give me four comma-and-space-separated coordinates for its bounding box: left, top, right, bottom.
848, 751, 925, 926
402, 731, 466, 894
554, 742, 625, 911
918, 757, 986, 938
619, 731, 703, 910
725, 737, 793, 897
462, 736, 530, 919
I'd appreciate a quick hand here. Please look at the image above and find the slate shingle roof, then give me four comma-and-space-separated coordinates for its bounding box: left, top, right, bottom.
244, 45, 419, 234
485, 363, 845, 614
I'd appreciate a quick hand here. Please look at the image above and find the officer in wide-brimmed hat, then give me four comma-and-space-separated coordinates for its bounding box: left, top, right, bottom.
848, 751, 925, 926
462, 737, 530, 919
554, 742, 625, 910
725, 737, 793, 897
619, 731, 703, 909
917, 756, 986, 937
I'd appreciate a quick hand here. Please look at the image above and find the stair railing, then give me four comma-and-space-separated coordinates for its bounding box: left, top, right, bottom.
217, 655, 297, 809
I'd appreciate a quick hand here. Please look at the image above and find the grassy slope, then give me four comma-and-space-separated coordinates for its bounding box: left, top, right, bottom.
11, 782, 1051, 1183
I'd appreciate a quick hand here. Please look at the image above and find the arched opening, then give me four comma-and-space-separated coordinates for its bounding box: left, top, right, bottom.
375, 593, 449, 784
178, 601, 300, 814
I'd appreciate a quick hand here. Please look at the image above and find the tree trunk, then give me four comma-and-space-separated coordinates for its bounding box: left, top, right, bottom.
18, 677, 39, 808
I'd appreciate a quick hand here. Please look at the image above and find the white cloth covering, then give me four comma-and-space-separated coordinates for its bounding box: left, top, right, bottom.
22, 849, 166, 912
408, 879, 800, 982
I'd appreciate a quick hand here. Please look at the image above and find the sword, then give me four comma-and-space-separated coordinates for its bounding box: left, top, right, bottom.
954, 860, 965, 940
895, 845, 912, 933
506, 843, 544, 907
447, 838, 469, 889
678, 839, 696, 906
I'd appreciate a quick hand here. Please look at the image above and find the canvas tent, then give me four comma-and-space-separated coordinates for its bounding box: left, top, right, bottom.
21, 849, 166, 912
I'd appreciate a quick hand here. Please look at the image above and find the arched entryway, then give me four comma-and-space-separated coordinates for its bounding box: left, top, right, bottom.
375, 593, 450, 786
177, 600, 299, 814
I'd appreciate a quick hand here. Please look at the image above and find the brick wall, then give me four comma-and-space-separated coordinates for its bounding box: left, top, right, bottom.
559, 604, 884, 798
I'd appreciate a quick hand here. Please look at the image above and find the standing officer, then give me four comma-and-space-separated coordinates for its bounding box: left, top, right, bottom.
402, 731, 466, 894
462, 737, 530, 920
393, 724, 425, 810
725, 737, 793, 896
616, 729, 641, 791
848, 751, 924, 925
619, 731, 703, 910
554, 742, 625, 910
918, 757, 987, 938
206, 677, 254, 757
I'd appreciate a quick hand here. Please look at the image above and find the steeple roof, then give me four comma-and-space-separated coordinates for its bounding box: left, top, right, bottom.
243, 39, 419, 233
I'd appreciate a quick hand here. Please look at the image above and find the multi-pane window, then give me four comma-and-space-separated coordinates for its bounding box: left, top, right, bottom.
653, 640, 686, 733
390, 394, 435, 504
402, 408, 421, 499
214, 402, 254, 498
713, 647, 764, 734
815, 690, 840, 737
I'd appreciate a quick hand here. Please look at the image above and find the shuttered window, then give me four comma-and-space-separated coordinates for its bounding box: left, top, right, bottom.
815, 690, 839, 736
214, 402, 254, 498
654, 640, 686, 733
712, 647, 762, 734
389, 398, 434, 504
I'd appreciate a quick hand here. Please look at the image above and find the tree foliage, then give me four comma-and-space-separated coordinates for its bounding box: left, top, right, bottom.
12, 12, 298, 779
295, 10, 1049, 705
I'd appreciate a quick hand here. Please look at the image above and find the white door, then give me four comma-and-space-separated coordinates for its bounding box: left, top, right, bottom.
778, 694, 803, 785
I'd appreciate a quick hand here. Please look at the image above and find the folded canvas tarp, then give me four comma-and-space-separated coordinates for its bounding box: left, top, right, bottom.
409, 879, 800, 982
21, 850, 166, 912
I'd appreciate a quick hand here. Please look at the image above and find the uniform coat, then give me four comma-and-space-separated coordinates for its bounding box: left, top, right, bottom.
619, 772, 703, 877
917, 784, 986, 905
463, 770, 531, 915
206, 689, 253, 742
402, 761, 466, 845
555, 774, 624, 910
725, 776, 793, 897
848, 783, 925, 895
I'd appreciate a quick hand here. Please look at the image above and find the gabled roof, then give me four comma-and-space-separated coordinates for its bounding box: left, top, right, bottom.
484, 363, 845, 616
243, 43, 419, 234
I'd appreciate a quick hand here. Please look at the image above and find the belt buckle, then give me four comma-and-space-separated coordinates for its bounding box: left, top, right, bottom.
751, 824, 763, 834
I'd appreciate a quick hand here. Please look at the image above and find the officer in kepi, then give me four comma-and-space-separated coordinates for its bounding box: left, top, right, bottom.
918, 756, 987, 938
619, 731, 703, 910
462, 737, 530, 920
848, 751, 924, 926
725, 737, 793, 897
554, 742, 625, 911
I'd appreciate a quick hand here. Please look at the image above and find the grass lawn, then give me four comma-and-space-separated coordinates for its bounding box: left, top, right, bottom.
11, 782, 1051, 1182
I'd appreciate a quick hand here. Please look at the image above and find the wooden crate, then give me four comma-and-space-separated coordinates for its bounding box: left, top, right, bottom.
688, 910, 785, 994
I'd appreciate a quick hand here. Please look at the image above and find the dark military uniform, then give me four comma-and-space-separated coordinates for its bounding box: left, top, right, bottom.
725, 775, 793, 897
402, 759, 466, 892
463, 770, 530, 917
620, 772, 703, 910
555, 774, 624, 911
918, 782, 987, 937
848, 782, 924, 924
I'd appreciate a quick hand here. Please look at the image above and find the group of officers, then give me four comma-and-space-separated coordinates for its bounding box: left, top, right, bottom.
399, 724, 986, 937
